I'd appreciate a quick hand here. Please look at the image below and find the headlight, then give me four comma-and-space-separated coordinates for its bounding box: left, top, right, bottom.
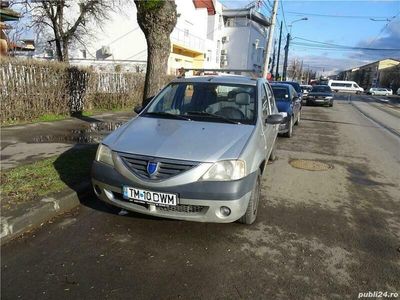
325, 96, 333, 100
280, 112, 288, 118
95, 144, 114, 166
200, 160, 246, 181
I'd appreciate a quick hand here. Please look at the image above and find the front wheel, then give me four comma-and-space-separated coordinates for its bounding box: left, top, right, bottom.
239, 172, 261, 225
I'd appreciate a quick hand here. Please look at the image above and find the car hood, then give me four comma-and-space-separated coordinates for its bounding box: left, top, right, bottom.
102, 116, 254, 162
276, 100, 291, 113
308, 92, 333, 97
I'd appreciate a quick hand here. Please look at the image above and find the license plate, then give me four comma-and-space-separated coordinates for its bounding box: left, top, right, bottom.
315, 99, 324, 102
122, 186, 178, 206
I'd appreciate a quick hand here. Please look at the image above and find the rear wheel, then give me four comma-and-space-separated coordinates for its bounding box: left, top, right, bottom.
269, 142, 277, 161
295, 111, 301, 125
239, 172, 261, 225
285, 116, 293, 138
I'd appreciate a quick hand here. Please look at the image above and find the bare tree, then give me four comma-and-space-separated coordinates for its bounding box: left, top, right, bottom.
134, 0, 177, 105
28, 0, 116, 62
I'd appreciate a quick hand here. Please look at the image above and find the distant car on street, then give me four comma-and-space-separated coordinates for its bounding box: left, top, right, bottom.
328, 80, 364, 94
300, 84, 312, 101
271, 83, 302, 138
307, 85, 334, 107
367, 88, 391, 96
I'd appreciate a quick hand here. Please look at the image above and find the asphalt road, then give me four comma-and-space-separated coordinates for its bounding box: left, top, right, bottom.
2, 95, 400, 299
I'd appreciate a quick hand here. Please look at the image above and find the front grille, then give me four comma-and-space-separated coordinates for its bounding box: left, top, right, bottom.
157, 204, 207, 214
113, 192, 207, 215
118, 152, 199, 180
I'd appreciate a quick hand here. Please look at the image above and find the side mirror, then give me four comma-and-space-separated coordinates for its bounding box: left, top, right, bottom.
266, 114, 284, 125
143, 96, 154, 107
134, 105, 143, 114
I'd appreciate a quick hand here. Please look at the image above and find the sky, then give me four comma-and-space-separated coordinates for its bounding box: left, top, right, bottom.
221, 0, 400, 76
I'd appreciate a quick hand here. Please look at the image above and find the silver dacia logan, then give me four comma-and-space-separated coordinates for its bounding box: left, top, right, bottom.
92, 75, 282, 224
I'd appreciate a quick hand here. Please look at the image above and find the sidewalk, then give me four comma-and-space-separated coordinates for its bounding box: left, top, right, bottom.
1, 111, 134, 244
1, 111, 133, 169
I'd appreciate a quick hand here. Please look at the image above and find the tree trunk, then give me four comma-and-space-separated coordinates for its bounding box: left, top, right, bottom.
135, 0, 177, 106
62, 39, 69, 63
143, 32, 171, 101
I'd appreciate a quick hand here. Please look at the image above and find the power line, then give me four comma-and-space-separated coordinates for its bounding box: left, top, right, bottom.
279, 0, 289, 34
366, 11, 400, 47
292, 36, 400, 51
285, 11, 396, 19
291, 42, 400, 51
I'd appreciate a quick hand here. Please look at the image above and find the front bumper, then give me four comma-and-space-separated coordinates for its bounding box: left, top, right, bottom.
91, 161, 255, 223
307, 98, 332, 105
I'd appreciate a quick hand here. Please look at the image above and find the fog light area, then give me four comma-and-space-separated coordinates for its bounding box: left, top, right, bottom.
220, 206, 231, 216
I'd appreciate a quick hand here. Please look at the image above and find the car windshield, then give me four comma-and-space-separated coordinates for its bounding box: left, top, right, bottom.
282, 82, 301, 93
145, 82, 257, 124
311, 86, 332, 93
272, 86, 290, 101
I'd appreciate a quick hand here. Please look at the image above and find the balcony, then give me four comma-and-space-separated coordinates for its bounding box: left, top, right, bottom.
170, 27, 205, 53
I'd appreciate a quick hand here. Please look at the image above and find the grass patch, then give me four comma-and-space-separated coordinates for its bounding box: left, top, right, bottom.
0, 146, 97, 212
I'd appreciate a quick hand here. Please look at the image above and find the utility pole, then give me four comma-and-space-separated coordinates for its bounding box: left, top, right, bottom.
262, 0, 279, 78
282, 33, 290, 81
275, 21, 282, 80
270, 40, 276, 78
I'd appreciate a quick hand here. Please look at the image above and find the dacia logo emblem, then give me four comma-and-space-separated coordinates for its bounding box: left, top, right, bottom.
147, 161, 159, 176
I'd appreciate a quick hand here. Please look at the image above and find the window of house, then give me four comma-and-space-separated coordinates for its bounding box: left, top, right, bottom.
81, 49, 87, 59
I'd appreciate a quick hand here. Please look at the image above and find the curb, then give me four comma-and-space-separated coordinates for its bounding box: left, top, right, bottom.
0, 182, 91, 245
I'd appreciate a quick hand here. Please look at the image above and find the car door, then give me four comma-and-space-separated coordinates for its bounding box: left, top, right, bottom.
292, 88, 301, 118
262, 83, 277, 156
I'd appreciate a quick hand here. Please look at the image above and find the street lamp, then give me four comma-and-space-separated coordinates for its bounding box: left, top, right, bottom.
282, 17, 308, 81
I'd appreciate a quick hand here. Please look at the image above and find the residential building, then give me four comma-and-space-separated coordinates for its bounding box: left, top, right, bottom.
337, 58, 400, 90
65, 0, 223, 74
220, 8, 270, 75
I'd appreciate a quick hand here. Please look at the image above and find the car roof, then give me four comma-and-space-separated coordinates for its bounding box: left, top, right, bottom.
172, 75, 258, 86
271, 83, 291, 89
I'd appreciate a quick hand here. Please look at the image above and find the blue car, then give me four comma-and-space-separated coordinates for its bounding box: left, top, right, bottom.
271, 83, 302, 137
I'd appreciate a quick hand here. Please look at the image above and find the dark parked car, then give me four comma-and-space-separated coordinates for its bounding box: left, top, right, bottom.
271, 83, 301, 138
307, 85, 334, 107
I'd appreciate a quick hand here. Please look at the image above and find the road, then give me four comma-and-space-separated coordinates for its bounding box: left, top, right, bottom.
2, 95, 400, 299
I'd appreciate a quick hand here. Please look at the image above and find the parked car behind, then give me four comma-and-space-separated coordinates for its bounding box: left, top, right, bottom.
307, 85, 334, 107
271, 83, 301, 138
92, 75, 283, 225
279, 81, 303, 100
368, 88, 391, 96
300, 84, 312, 101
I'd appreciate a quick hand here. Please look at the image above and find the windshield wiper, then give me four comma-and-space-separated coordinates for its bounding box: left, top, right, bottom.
186, 111, 240, 124
145, 112, 191, 121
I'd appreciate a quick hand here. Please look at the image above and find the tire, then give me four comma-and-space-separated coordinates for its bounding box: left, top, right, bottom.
329, 102, 333, 107
285, 116, 293, 138
295, 110, 301, 125
269, 142, 277, 161
239, 172, 261, 225
385, 93, 388, 96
